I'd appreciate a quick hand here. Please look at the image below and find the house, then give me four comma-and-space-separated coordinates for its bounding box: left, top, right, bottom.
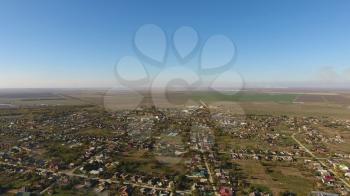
338, 164, 349, 172
322, 175, 335, 186
309, 191, 339, 196
219, 186, 232, 196
119, 185, 133, 196
345, 172, 350, 178
89, 170, 100, 175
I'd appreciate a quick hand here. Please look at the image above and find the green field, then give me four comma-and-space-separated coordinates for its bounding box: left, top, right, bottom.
0, 97, 85, 106
192, 91, 298, 103
2, 89, 350, 119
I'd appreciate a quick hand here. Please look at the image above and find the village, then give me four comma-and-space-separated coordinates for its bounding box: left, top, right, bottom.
0, 104, 350, 196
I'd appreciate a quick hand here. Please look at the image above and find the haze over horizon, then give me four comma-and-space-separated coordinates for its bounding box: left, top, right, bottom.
1, 0, 350, 88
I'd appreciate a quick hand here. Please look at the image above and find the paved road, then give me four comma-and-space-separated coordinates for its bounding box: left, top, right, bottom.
291, 133, 350, 189
203, 157, 214, 184
203, 156, 219, 196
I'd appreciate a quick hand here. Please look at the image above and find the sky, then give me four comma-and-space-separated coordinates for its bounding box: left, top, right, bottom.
0, 0, 350, 88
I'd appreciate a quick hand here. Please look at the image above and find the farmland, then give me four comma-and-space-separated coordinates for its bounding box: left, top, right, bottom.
0, 90, 85, 106
192, 91, 298, 103
2, 88, 350, 119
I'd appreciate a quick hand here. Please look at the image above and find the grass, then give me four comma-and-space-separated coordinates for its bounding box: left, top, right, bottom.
2, 90, 349, 119
113, 149, 187, 176
0, 95, 85, 106
212, 101, 350, 119
158, 133, 183, 145
235, 160, 315, 195
192, 91, 298, 103
78, 128, 115, 137
0, 172, 42, 190
269, 169, 314, 194
47, 189, 96, 196
45, 143, 86, 164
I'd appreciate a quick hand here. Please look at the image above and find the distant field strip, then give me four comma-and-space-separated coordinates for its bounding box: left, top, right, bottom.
192, 92, 298, 103
294, 94, 325, 103
294, 94, 350, 104
0, 92, 86, 106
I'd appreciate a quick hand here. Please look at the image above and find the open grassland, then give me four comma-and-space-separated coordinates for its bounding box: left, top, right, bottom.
295, 94, 350, 105
0, 91, 85, 106
44, 142, 87, 164
192, 91, 298, 103
234, 160, 316, 195
213, 101, 350, 119
112, 149, 187, 176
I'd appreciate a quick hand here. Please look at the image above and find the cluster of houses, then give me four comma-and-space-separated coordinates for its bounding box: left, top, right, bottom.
229, 149, 298, 162
1, 105, 349, 195
304, 159, 349, 195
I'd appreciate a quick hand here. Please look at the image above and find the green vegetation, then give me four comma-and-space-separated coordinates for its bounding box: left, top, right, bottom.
268, 167, 314, 195
235, 160, 315, 195
79, 128, 114, 137
112, 150, 187, 176
192, 91, 298, 103
249, 184, 273, 194
45, 143, 85, 164
0, 172, 42, 190
47, 189, 97, 196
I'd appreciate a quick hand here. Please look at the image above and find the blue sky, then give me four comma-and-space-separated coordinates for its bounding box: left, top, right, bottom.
0, 0, 350, 88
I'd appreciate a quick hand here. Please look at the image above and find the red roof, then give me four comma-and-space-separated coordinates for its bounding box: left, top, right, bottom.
324, 175, 335, 182
219, 187, 232, 196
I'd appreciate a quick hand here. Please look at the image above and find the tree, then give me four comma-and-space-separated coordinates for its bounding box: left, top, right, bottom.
175, 175, 190, 190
